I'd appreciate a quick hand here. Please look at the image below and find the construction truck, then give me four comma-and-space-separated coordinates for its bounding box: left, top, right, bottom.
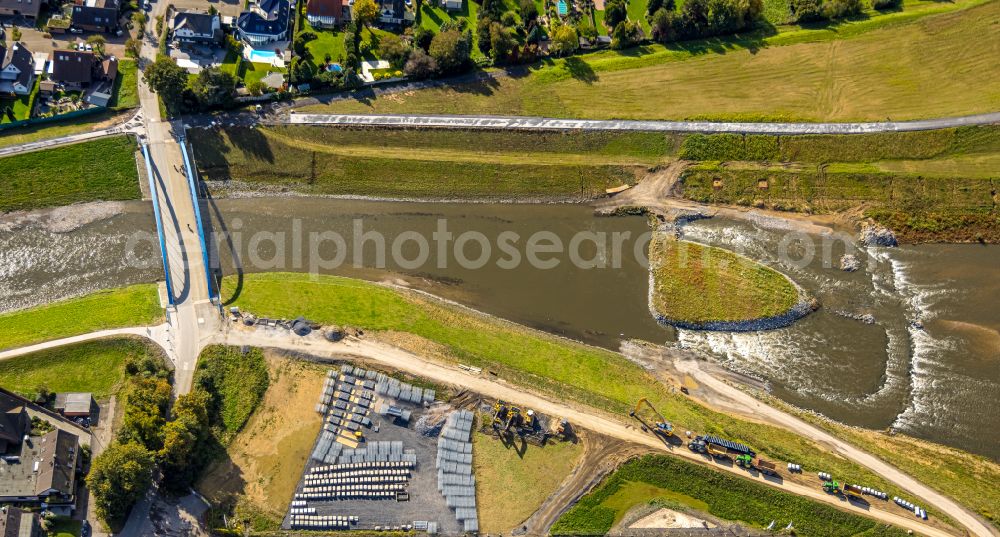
629, 399, 673, 439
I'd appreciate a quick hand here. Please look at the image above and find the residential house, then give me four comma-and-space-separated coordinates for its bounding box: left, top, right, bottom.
53, 393, 93, 419
306, 0, 348, 28
70, 0, 120, 33
0, 391, 82, 510
237, 0, 292, 47
0, 42, 35, 96
372, 0, 409, 26
443, 0, 462, 11
84, 56, 117, 106
170, 10, 223, 45
0, 506, 42, 537
0, 0, 43, 19
49, 49, 96, 89
0, 392, 30, 455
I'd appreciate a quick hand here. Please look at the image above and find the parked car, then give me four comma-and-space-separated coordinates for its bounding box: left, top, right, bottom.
69, 27, 84, 34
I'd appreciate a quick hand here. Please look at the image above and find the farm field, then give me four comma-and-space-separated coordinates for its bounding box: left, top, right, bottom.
0, 338, 167, 398
0, 284, 163, 351
473, 431, 584, 533
217, 272, 1000, 526
0, 136, 141, 213
310, 0, 999, 121
648, 235, 801, 326
552, 455, 912, 536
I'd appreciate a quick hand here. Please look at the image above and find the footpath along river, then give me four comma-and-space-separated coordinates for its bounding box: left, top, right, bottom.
1, 197, 997, 459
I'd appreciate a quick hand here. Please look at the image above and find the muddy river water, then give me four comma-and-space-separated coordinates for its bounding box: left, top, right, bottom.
2, 197, 997, 459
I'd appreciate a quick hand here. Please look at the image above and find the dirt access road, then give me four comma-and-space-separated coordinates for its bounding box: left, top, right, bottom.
213, 327, 985, 537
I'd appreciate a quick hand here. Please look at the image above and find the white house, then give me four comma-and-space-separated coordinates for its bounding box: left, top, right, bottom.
171, 11, 223, 45
0, 42, 36, 96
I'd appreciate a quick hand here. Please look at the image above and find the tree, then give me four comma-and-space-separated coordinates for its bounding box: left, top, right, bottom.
413, 26, 436, 51
117, 377, 172, 451
11, 27, 22, 42
190, 67, 236, 109
610, 20, 639, 49
246, 79, 266, 95
87, 442, 155, 524
428, 29, 471, 74
501, 11, 519, 27
353, 0, 379, 27
520, 0, 538, 21
549, 24, 579, 57
158, 391, 212, 494
87, 35, 107, 57
208, 4, 218, 15
476, 16, 493, 56
293, 30, 317, 56
488, 22, 517, 62
144, 55, 188, 110
681, 0, 709, 31
125, 38, 142, 58
651, 7, 682, 41
404, 48, 438, 78
604, 0, 628, 28
377, 32, 410, 67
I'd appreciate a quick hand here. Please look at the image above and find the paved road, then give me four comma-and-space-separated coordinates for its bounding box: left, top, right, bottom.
0, 325, 171, 362
286, 111, 1000, 134
215, 327, 970, 537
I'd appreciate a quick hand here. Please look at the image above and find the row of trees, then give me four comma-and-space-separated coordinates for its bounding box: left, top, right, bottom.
649, 0, 763, 44
145, 55, 238, 113
789, 0, 863, 21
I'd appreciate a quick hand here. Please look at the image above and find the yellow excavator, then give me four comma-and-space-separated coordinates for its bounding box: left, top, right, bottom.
629, 398, 673, 438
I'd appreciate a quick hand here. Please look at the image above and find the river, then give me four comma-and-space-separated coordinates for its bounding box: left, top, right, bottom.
2, 197, 997, 459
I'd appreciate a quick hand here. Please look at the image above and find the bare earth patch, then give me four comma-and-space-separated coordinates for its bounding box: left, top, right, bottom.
630, 507, 715, 529
197, 354, 326, 517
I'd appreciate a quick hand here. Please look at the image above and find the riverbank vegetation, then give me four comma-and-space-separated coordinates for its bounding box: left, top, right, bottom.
308, 0, 997, 122
648, 235, 801, 327
680, 166, 999, 243
189, 126, 658, 200
0, 136, 141, 213
552, 455, 910, 536
0, 338, 165, 399
473, 431, 584, 533
0, 285, 162, 351
217, 272, 971, 526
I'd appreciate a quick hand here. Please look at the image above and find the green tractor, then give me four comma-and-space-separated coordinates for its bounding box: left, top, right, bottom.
736, 454, 754, 468
822, 480, 842, 494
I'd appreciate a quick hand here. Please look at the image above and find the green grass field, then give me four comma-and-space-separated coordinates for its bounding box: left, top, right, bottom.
194, 345, 270, 445
189, 126, 655, 199
0, 285, 163, 351
0, 338, 165, 398
552, 455, 911, 536
47, 518, 82, 537
0, 136, 141, 213
311, 0, 997, 121
301, 19, 348, 67
649, 235, 800, 325
474, 431, 583, 532
238, 62, 284, 87
109, 59, 140, 109
217, 272, 1000, 526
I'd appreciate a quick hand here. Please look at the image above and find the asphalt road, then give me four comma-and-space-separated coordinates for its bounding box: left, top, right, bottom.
286, 111, 1000, 134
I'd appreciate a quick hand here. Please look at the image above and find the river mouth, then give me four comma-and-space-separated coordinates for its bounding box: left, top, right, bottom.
2, 196, 998, 459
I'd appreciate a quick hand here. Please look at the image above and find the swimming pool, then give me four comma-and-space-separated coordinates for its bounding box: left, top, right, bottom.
247, 49, 277, 63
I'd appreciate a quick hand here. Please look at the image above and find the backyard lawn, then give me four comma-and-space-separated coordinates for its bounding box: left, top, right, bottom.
0, 79, 38, 123
109, 59, 139, 109
301, 19, 348, 66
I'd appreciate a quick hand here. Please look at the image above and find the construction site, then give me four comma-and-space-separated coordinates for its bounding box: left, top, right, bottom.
283, 365, 474, 533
